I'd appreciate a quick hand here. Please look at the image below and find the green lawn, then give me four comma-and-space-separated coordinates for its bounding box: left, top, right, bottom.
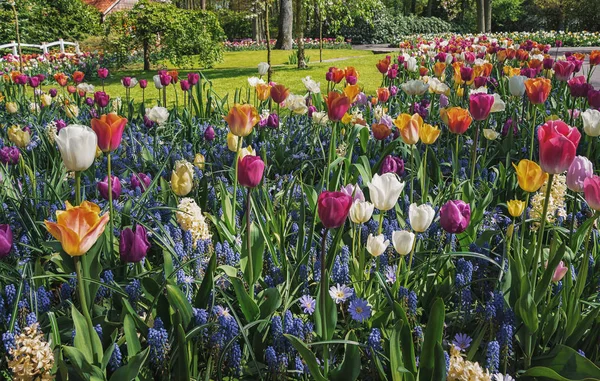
94, 49, 387, 108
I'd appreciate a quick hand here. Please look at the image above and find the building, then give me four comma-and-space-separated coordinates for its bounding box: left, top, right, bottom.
83, 0, 140, 20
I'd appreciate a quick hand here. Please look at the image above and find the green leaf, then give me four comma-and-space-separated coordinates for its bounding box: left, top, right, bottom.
314, 273, 337, 341
389, 320, 405, 381
359, 126, 369, 153
194, 252, 216, 309
109, 348, 149, 381
284, 334, 327, 381
71, 304, 102, 366
330, 331, 361, 381
230, 277, 260, 321
241, 222, 264, 286
62, 346, 105, 381
392, 302, 417, 375
531, 344, 600, 380
174, 324, 191, 381
419, 298, 445, 381
123, 314, 141, 360
166, 283, 193, 327
258, 288, 282, 318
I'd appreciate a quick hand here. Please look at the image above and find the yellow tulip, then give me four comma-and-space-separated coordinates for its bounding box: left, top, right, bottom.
513, 159, 548, 193
239, 145, 256, 159
8, 125, 31, 149
171, 162, 194, 197
5, 102, 17, 114
44, 201, 109, 256
419, 123, 441, 145
507, 199, 526, 217
394, 113, 421, 145
227, 132, 240, 152
194, 153, 206, 170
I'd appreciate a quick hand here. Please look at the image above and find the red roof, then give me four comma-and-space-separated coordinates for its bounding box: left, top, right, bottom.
84, 0, 118, 14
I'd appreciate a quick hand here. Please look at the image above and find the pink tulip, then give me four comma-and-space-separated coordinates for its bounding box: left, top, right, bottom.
566, 156, 593, 192
552, 261, 568, 282
583, 175, 600, 211
469, 93, 494, 121
537, 120, 581, 174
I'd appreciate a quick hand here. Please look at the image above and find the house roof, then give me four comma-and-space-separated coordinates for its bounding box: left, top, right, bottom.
83, 0, 121, 15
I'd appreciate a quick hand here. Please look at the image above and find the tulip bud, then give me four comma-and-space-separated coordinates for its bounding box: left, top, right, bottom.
97, 68, 109, 79
392, 230, 415, 256
187, 73, 199, 86
367, 233, 389, 257
55, 125, 98, 172
131, 173, 151, 192
227, 132, 240, 152
349, 200, 374, 224
120, 225, 150, 263
508, 75, 526, 97
139, 79, 148, 89
180, 79, 190, 92
408, 203, 435, 232
551, 261, 568, 282
194, 153, 205, 170
506, 199, 526, 217
257, 62, 269, 76
98, 175, 122, 200
238, 155, 265, 188
91, 113, 127, 153
0, 224, 13, 259
49, 88, 58, 97
439, 200, 471, 234
171, 161, 194, 196
5, 102, 18, 114
340, 184, 365, 202
583, 175, 600, 211
203, 125, 215, 141
94, 91, 110, 108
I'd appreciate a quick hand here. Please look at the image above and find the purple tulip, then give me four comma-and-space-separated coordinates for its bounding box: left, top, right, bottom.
502, 118, 518, 137
543, 57, 554, 70
473, 76, 487, 88
204, 125, 215, 141
49, 88, 58, 98
380, 155, 405, 176
121, 77, 132, 87
440, 200, 471, 234
346, 75, 357, 85
180, 79, 190, 91
0, 224, 13, 258
187, 73, 200, 86
56, 119, 67, 131
120, 225, 150, 263
0, 147, 20, 165
28, 76, 40, 88
566, 156, 594, 192
460, 66, 473, 82
131, 173, 151, 192
267, 113, 279, 129
143, 115, 155, 128
340, 184, 365, 202
97, 68, 109, 79
159, 74, 172, 86
94, 91, 110, 107
325, 71, 333, 82
139, 79, 148, 89
307, 105, 317, 117
97, 175, 122, 200
36, 74, 46, 82
439, 94, 449, 108
85, 97, 94, 107
14, 74, 28, 85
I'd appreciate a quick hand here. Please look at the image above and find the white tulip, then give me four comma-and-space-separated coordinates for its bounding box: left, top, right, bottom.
349, 200, 374, 224
490, 93, 505, 113
146, 106, 169, 125
408, 203, 435, 232
286, 94, 308, 114
406, 57, 418, 72
401, 79, 429, 96
483, 128, 500, 140
55, 125, 97, 172
76, 83, 95, 93
257, 62, 270, 76
302, 76, 321, 93
312, 111, 329, 126
428, 78, 449, 95
508, 75, 526, 97
367, 173, 405, 211
366, 234, 389, 257
392, 230, 415, 256
247, 76, 265, 87
153, 75, 163, 89
582, 109, 600, 136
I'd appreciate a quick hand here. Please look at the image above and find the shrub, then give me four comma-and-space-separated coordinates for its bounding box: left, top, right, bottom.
215, 9, 254, 40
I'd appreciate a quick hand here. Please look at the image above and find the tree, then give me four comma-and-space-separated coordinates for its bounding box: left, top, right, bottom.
275, 0, 293, 49
484, 0, 492, 32
294, 0, 306, 68
476, 0, 485, 32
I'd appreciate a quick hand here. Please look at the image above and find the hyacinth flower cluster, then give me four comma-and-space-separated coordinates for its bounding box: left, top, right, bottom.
0, 37, 600, 381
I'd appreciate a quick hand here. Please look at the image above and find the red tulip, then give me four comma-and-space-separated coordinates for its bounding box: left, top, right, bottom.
377, 87, 390, 103
537, 119, 581, 174
91, 113, 128, 153
270, 84, 290, 104
325, 91, 350, 122
72, 71, 85, 84
317, 191, 352, 229
238, 155, 265, 188
568, 76, 592, 98
583, 175, 600, 211
469, 93, 494, 121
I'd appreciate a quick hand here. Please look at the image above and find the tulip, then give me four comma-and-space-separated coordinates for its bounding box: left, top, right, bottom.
120, 225, 150, 263
0, 224, 13, 258
54, 73, 68, 87
543, 57, 555, 70
343, 85, 360, 103
588, 89, 600, 109
419, 123, 441, 145
317, 191, 352, 229
581, 109, 600, 136
171, 162, 194, 196
590, 51, 600, 66
131, 173, 151, 192
524, 77, 551, 104
40, 94, 52, 107
380, 155, 405, 176
146, 106, 169, 125
98, 175, 122, 200
256, 83, 271, 101
428, 78, 450, 95
349, 200, 374, 224
483, 129, 500, 140
394, 113, 421, 145
551, 261, 568, 282
238, 155, 265, 188
187, 73, 199, 86
7, 125, 31, 149
469, 93, 494, 121
376, 58, 390, 74
568, 76, 592, 98
340, 184, 365, 202
401, 80, 429, 96
409, 203, 435, 232
67, 85, 77, 94
439, 200, 471, 234
392, 230, 415, 256
160, 74, 172, 87
508, 75, 526, 97
538, 119, 581, 174
368, 173, 405, 211
97, 68, 109, 79
367, 233, 389, 257
507, 199, 526, 217
121, 77, 138, 88
325, 91, 350, 122
490, 93, 506, 113
204, 125, 215, 141
0, 146, 20, 165
94, 91, 110, 108
227, 132, 240, 152
553, 60, 575, 81
28, 76, 40, 88
225, 104, 259, 137
139, 79, 148, 89
44, 201, 109, 256
460, 66, 473, 83
194, 153, 205, 170
153, 75, 163, 89
180, 79, 190, 92
513, 159, 548, 192
583, 175, 600, 210
55, 125, 97, 172
372, 123, 391, 141
376, 87, 390, 103
566, 156, 593, 192
49, 88, 58, 97
445, 107, 473, 135
270, 84, 290, 104
6, 102, 18, 114
267, 113, 279, 129
91, 113, 127, 153
257, 62, 269, 76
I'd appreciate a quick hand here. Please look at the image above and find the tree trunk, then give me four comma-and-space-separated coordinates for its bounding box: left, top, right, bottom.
275, 0, 293, 50
411, 0, 417, 14
426, 0, 434, 17
143, 40, 150, 71
476, 0, 485, 33
484, 0, 492, 32
264, 0, 272, 82
295, 0, 306, 68
201, 0, 206, 10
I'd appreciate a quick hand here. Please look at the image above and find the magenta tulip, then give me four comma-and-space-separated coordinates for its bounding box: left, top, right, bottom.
97, 68, 109, 79
120, 225, 150, 263
180, 79, 190, 91
131, 173, 151, 192
238, 156, 265, 188
0, 224, 13, 259
469, 93, 494, 121
317, 191, 352, 229
566, 156, 593, 192
537, 120, 581, 174
552, 261, 568, 282
568, 76, 592, 98
98, 175, 122, 200
380, 155, 405, 176
440, 200, 471, 234
553, 60, 575, 81
94, 91, 110, 108
139, 79, 148, 89
583, 175, 600, 211
187, 73, 200, 86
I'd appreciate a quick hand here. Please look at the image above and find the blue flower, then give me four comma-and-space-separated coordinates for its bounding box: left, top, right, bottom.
452, 333, 472, 351
298, 295, 316, 315
348, 298, 371, 322
329, 284, 353, 304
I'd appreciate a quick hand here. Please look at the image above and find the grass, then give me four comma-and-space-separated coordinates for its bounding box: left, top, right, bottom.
92, 49, 388, 108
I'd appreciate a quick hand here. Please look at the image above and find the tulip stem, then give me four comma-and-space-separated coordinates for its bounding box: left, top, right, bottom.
533, 173, 553, 291
421, 145, 428, 203
107, 153, 115, 257
520, 193, 530, 255
320, 228, 329, 376
74, 256, 99, 364
246, 188, 254, 297
231, 137, 242, 233
470, 122, 480, 184
529, 105, 538, 162
403, 238, 417, 288
377, 210, 384, 235
568, 192, 577, 246
454, 134, 460, 186
75, 171, 81, 205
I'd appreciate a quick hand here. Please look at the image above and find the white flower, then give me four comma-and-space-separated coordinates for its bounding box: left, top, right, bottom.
409, 203, 435, 232
367, 173, 405, 211
366, 233, 389, 257
392, 230, 415, 256
469, 86, 488, 95
146, 106, 169, 125
176, 197, 211, 244
428, 77, 449, 95
247, 76, 265, 87
302, 76, 321, 93
494, 374, 515, 381
405, 57, 418, 72
55, 125, 97, 172
582, 108, 600, 136
312, 111, 329, 126
401, 79, 429, 96
153, 74, 163, 89
29, 102, 40, 114
111, 97, 122, 112
483, 128, 500, 140
373, 105, 385, 121
349, 200, 374, 224
76, 83, 95, 93
508, 75, 526, 97
329, 284, 353, 304
286, 94, 308, 114
490, 93, 505, 113
257, 62, 269, 76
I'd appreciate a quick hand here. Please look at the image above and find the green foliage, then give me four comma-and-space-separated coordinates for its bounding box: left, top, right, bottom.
215, 9, 253, 40
491, 0, 525, 31
0, 0, 101, 46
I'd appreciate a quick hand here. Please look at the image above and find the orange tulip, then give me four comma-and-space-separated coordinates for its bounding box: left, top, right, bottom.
54, 73, 68, 87
452, 62, 464, 85
433, 62, 446, 78
506, 48, 516, 60
371, 123, 391, 140
343, 84, 360, 103
330, 67, 346, 84
376, 57, 390, 74
524, 77, 551, 104
256, 83, 271, 101
44, 201, 109, 256
590, 51, 600, 66
345, 66, 359, 81
91, 113, 128, 153
376, 87, 390, 103
445, 107, 473, 135
496, 49, 508, 62
419, 66, 429, 77
516, 49, 529, 61
72, 71, 85, 84
394, 113, 421, 145
168, 70, 179, 83
225, 104, 259, 137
